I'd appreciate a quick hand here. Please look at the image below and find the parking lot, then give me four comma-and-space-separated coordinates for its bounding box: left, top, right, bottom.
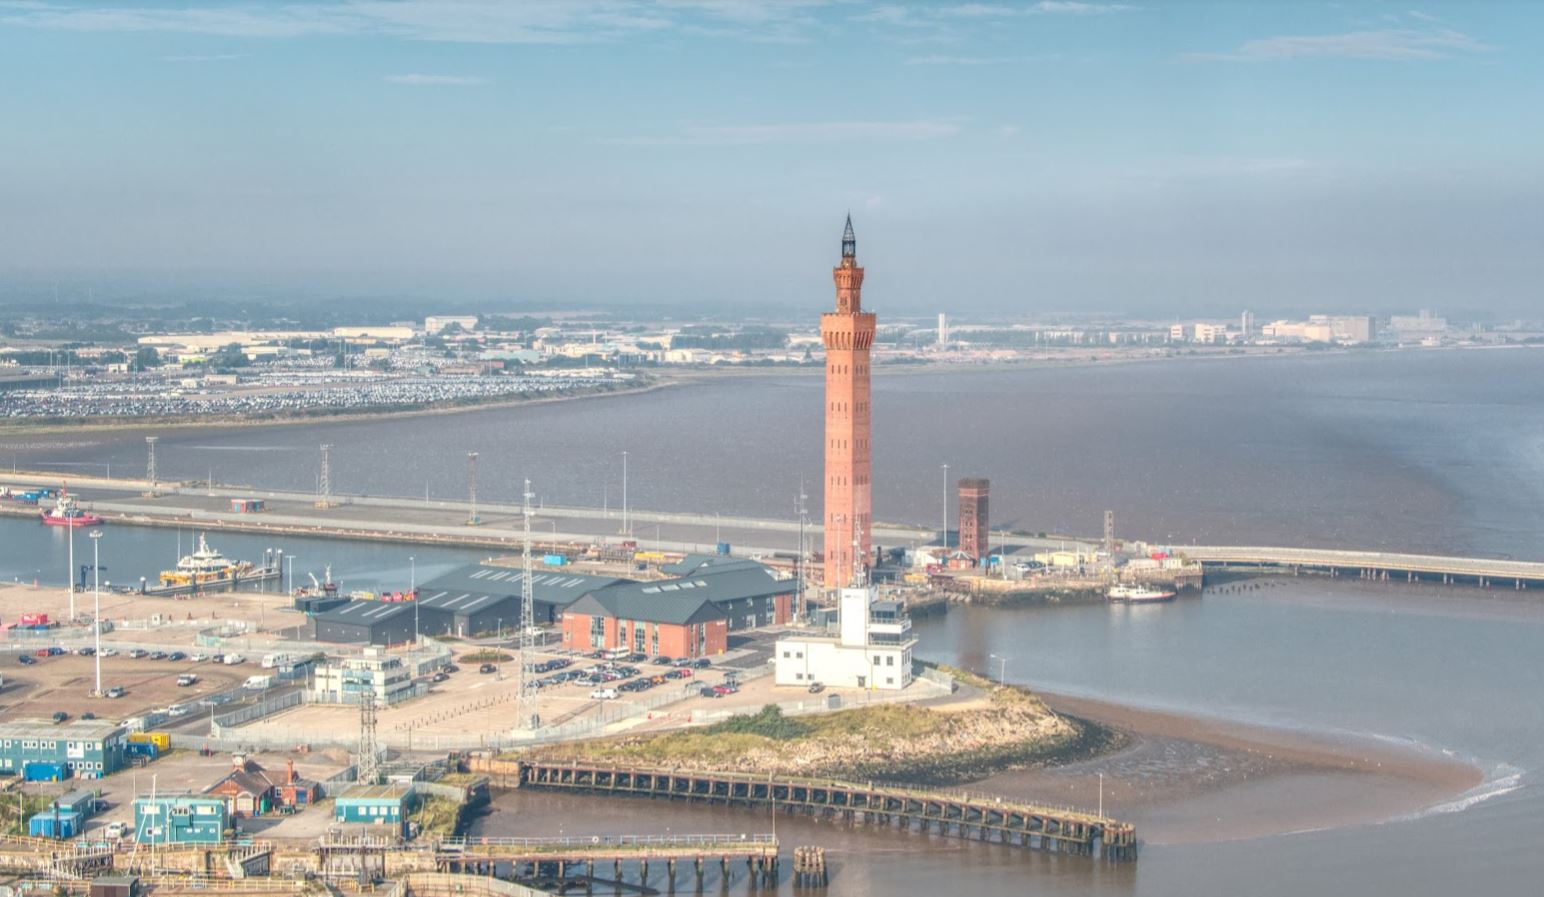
0, 652, 251, 722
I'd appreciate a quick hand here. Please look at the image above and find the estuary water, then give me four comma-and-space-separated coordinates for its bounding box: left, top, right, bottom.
5, 348, 1544, 894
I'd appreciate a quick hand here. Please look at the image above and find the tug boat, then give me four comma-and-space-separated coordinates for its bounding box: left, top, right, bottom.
40, 490, 104, 528
1107, 584, 1177, 604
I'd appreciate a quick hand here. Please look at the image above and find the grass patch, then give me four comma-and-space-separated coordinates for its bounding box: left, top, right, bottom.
410, 796, 464, 838
460, 649, 513, 663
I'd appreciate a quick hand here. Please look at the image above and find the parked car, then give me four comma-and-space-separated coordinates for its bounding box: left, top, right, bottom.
52, 711, 68, 723
699, 686, 722, 698
711, 684, 738, 696
176, 674, 199, 687
148, 651, 167, 661
46, 647, 65, 656
431, 671, 449, 683
168, 651, 186, 662
807, 681, 825, 694
105, 686, 125, 698
651, 656, 673, 666
692, 658, 711, 669
626, 653, 648, 663
189, 652, 209, 662
75, 647, 96, 657
103, 823, 125, 840
479, 663, 497, 674
17, 655, 36, 665
665, 669, 691, 680
673, 657, 694, 667
99, 648, 118, 657
127, 649, 147, 659
167, 704, 189, 718
589, 687, 619, 700
81, 712, 96, 720
211, 653, 225, 664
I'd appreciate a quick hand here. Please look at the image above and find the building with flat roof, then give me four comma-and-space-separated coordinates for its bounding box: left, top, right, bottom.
334, 784, 415, 835
0, 719, 128, 780
774, 586, 917, 691
312, 648, 416, 706
133, 795, 229, 844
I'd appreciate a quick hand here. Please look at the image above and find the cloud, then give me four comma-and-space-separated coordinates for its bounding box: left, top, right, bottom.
384, 73, 487, 85
905, 53, 1016, 65
159, 52, 245, 62
1406, 10, 1441, 24
1032, 1, 1135, 13
607, 120, 962, 146
0, 0, 832, 44
1185, 27, 1491, 62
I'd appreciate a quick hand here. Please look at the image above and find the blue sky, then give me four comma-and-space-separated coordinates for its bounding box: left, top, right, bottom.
0, 1, 1540, 316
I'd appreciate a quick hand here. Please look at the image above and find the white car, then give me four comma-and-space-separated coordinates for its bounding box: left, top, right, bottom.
99, 648, 119, 657
167, 704, 189, 718
589, 688, 619, 700
189, 652, 209, 662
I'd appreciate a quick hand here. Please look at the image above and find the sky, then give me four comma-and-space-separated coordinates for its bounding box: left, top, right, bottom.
0, 0, 1541, 317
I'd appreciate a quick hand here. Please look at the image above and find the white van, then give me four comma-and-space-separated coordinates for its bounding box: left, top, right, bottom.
223, 654, 245, 665
244, 674, 272, 689
589, 687, 619, 700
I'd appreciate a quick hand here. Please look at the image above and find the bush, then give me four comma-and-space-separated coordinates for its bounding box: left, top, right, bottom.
704, 705, 812, 740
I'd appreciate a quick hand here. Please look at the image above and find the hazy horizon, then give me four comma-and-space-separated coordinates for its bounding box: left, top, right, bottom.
2, 1, 1541, 317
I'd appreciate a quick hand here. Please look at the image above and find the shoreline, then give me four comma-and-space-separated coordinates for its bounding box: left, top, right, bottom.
8, 342, 1530, 440
974, 691, 1485, 845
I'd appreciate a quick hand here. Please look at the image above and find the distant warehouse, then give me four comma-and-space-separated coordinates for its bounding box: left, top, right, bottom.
307, 559, 796, 647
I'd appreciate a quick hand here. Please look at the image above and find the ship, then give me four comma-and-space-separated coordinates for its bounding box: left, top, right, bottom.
40, 490, 104, 528
1108, 584, 1177, 604
158, 534, 258, 587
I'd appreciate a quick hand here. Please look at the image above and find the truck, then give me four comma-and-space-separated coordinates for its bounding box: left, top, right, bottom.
19, 612, 48, 626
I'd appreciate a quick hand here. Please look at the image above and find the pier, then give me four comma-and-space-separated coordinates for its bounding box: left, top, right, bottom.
516, 759, 1138, 861
1184, 545, 1544, 589
433, 833, 781, 889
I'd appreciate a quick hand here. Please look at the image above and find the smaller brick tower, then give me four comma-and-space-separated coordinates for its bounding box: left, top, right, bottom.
958, 478, 990, 560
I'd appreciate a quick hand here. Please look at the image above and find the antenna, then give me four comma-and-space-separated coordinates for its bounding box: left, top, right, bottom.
518, 478, 538, 730
356, 688, 380, 785
315, 444, 336, 509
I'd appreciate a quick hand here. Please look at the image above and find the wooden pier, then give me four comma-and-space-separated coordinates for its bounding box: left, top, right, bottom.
517, 760, 1138, 862
433, 833, 780, 890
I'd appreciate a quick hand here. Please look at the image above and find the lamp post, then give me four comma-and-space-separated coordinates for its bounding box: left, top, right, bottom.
90, 530, 103, 696
621, 450, 630, 537
286, 555, 296, 595
67, 522, 76, 620
410, 556, 418, 644
941, 463, 950, 549
989, 652, 1009, 686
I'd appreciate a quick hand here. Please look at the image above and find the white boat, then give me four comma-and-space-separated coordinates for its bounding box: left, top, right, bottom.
159, 534, 256, 587
1108, 584, 1177, 604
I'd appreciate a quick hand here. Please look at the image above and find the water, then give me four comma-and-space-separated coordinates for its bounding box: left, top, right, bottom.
6, 348, 1544, 894
0, 519, 484, 594
6, 348, 1544, 559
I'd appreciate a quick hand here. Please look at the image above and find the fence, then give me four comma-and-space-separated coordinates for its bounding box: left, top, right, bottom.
213, 689, 306, 730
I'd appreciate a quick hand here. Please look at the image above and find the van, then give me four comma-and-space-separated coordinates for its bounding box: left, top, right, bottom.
223, 654, 245, 665
589, 687, 619, 700
244, 675, 272, 689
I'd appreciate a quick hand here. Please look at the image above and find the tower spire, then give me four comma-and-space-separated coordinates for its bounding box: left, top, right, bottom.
841, 214, 856, 261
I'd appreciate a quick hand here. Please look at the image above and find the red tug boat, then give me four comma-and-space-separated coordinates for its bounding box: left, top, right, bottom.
40, 489, 104, 527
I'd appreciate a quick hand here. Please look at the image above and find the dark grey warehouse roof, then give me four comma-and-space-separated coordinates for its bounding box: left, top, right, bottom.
310, 599, 415, 627
417, 563, 629, 610
659, 554, 767, 577
567, 583, 728, 626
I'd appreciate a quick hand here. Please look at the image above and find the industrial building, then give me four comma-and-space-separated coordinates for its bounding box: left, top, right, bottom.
206, 756, 277, 817
0, 718, 129, 780
308, 600, 418, 646
774, 585, 917, 691
334, 784, 414, 835
562, 587, 728, 658
414, 564, 628, 631
133, 795, 229, 844
29, 790, 98, 839
311, 649, 416, 705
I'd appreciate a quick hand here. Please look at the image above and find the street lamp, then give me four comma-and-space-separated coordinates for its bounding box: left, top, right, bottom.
90, 530, 103, 696
941, 463, 950, 549
286, 555, 296, 595
410, 556, 418, 644
989, 653, 1010, 686
621, 450, 630, 537
67, 521, 76, 620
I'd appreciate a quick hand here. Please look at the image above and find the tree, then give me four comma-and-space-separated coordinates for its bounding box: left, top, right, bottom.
132, 347, 161, 371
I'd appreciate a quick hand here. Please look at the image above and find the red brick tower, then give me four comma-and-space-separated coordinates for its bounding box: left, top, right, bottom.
959, 478, 990, 560
823, 215, 877, 588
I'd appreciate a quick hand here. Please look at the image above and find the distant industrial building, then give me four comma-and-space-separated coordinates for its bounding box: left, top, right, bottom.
0, 718, 128, 780
308, 600, 418, 646
424, 316, 480, 334
134, 795, 229, 844
958, 478, 990, 560
415, 564, 628, 631
774, 585, 917, 691
561, 586, 728, 658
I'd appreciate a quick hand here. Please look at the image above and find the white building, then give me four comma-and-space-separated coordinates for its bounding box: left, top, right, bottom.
311, 648, 416, 705
424, 316, 479, 334
773, 586, 917, 691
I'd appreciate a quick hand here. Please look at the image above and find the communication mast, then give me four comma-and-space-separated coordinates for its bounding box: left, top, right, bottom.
518, 478, 539, 730
356, 688, 380, 785
316, 444, 337, 509
144, 436, 158, 496
466, 452, 481, 525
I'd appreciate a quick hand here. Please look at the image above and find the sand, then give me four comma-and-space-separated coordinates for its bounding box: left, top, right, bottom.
971, 691, 1483, 845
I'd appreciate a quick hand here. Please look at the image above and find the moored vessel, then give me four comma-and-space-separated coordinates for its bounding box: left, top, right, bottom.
159, 534, 257, 587
40, 490, 104, 527
1108, 584, 1177, 604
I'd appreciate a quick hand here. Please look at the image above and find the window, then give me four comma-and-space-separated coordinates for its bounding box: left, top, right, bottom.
886, 677, 894, 686
782, 651, 790, 658
794, 672, 803, 680
886, 655, 894, 666
873, 656, 881, 665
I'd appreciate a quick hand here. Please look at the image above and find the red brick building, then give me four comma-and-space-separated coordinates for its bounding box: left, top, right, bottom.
822, 215, 877, 588
561, 589, 727, 658
958, 478, 990, 560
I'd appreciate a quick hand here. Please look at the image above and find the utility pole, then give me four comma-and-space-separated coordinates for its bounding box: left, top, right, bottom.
411, 555, 418, 644
286, 555, 296, 595
620, 450, 630, 537
518, 479, 538, 730
357, 689, 380, 785
941, 463, 950, 550
466, 452, 480, 525
796, 478, 808, 625
67, 521, 75, 620
90, 530, 103, 696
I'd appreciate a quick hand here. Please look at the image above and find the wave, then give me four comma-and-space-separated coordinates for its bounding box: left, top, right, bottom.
1409, 764, 1525, 819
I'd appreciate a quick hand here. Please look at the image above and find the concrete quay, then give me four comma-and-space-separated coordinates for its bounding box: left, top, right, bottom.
1183, 545, 1544, 588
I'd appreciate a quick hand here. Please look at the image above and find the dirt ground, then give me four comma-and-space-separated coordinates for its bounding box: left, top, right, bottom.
0, 581, 296, 633
0, 654, 249, 721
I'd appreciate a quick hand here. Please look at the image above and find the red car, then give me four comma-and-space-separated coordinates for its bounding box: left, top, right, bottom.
711, 684, 737, 696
